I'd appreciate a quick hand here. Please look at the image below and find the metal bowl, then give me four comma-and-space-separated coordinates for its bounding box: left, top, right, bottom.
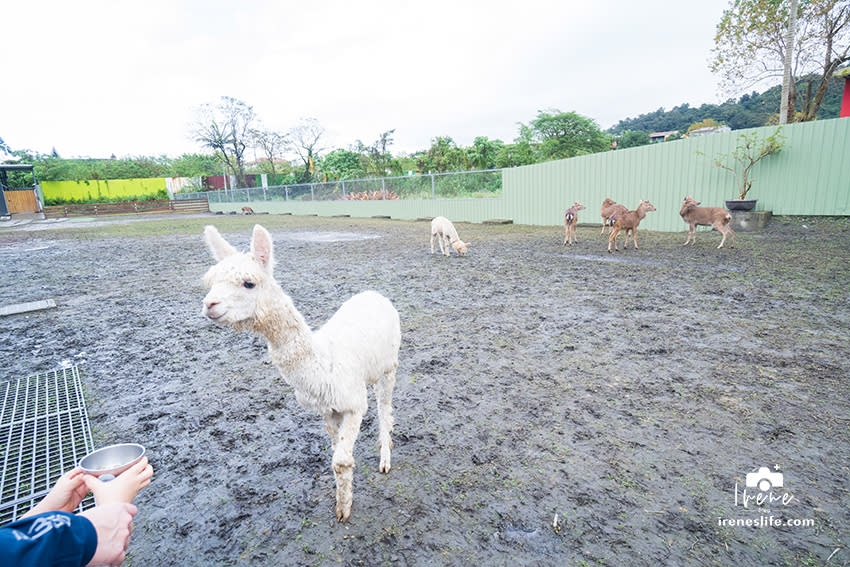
79, 443, 145, 479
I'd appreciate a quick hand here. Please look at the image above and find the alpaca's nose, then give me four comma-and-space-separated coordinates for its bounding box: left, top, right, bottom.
204, 299, 219, 309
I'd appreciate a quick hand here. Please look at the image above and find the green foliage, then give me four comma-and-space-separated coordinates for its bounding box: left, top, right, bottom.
711, 0, 850, 121
43, 189, 169, 206
616, 130, 652, 149
29, 154, 220, 182
607, 75, 845, 135
319, 148, 366, 180
169, 153, 221, 177
529, 109, 609, 161
417, 136, 469, 173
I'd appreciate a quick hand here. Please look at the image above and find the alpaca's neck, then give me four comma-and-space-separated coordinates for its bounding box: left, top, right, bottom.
248, 285, 315, 369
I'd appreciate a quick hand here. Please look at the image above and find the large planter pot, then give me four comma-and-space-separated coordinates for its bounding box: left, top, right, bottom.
725, 199, 757, 211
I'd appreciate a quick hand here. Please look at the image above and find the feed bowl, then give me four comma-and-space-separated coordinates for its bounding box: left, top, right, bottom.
79, 443, 145, 480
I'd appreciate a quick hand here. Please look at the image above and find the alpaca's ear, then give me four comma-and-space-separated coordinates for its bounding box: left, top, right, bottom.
250, 224, 275, 271
204, 225, 237, 261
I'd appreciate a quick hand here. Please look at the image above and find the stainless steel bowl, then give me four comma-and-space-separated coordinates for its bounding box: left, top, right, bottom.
79, 443, 145, 480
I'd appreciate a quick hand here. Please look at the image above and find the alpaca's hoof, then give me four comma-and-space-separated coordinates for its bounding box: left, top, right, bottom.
336, 501, 352, 522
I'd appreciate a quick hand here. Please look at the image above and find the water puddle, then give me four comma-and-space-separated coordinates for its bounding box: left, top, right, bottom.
282, 231, 381, 243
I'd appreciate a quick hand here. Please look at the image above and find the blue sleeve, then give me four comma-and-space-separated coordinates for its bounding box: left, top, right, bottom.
0, 511, 97, 567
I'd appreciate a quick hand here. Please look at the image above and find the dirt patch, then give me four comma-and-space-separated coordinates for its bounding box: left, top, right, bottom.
1, 214, 848, 566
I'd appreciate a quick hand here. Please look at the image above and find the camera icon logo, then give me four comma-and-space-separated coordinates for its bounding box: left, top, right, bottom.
746, 466, 784, 492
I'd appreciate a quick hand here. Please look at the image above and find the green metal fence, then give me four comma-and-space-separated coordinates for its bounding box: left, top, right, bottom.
199, 118, 850, 231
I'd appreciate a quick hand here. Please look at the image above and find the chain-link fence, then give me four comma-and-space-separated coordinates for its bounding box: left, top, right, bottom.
174, 169, 501, 203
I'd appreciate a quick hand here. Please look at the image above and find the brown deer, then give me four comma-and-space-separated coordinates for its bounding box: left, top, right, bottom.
600, 198, 628, 235
679, 196, 735, 249
241, 206, 255, 215
607, 200, 656, 253
563, 202, 586, 245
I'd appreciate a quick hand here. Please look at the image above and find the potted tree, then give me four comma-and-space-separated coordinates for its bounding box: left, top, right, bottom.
714, 128, 785, 211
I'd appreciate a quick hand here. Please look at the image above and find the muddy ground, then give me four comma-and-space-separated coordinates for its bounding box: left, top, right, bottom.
0, 212, 848, 566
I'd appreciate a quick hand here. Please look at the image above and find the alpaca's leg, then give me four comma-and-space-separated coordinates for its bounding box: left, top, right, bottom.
374, 367, 397, 473
430, 232, 436, 254
443, 235, 451, 256
324, 411, 343, 451
332, 411, 362, 522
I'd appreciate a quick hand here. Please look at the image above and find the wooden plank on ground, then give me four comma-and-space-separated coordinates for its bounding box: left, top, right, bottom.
0, 299, 57, 317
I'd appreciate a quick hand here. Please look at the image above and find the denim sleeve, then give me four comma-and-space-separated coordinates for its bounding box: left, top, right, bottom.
0, 511, 97, 567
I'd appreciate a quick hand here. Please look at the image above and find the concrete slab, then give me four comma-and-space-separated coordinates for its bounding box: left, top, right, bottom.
730, 210, 772, 231
0, 299, 57, 317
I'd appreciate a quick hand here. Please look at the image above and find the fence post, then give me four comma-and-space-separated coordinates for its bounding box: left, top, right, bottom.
382, 179, 386, 200
431, 174, 436, 199
310, 184, 314, 201
342, 180, 346, 199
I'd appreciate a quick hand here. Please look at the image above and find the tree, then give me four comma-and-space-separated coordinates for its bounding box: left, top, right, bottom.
714, 128, 786, 199
711, 0, 850, 122
527, 109, 609, 161
354, 130, 400, 177
467, 136, 504, 170
288, 118, 326, 183
192, 96, 257, 186
417, 136, 467, 173
250, 126, 289, 183
616, 130, 652, 149
320, 148, 365, 180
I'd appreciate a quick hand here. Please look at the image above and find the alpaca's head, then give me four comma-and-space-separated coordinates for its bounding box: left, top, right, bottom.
451, 240, 470, 255
202, 224, 276, 327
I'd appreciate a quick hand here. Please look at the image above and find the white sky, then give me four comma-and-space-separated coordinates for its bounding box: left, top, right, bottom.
2, 0, 735, 160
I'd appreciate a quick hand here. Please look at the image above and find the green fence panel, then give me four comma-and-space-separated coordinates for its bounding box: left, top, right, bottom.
41, 178, 167, 202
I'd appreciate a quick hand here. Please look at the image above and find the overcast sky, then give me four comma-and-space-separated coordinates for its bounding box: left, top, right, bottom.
2, 0, 736, 160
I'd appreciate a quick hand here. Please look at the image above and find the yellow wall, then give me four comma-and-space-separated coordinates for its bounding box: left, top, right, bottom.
41, 178, 166, 202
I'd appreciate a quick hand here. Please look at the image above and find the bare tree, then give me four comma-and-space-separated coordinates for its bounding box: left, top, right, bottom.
192, 96, 257, 187
250, 126, 289, 184
288, 118, 326, 183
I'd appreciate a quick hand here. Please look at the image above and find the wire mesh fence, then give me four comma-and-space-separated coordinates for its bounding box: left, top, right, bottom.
0, 365, 95, 524
174, 169, 502, 204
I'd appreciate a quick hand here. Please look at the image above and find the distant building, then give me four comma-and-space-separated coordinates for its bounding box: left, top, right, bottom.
649, 131, 678, 142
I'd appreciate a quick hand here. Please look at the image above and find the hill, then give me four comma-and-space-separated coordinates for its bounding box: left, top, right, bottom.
607, 75, 845, 135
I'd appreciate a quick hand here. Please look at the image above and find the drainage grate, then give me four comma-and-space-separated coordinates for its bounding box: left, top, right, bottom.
0, 365, 96, 525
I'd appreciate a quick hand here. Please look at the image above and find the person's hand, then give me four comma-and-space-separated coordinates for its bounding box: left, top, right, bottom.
80, 502, 137, 566
21, 467, 88, 518
84, 456, 153, 505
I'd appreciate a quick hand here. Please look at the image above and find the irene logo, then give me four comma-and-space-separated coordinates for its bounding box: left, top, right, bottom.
718, 465, 815, 529
746, 466, 783, 492
735, 465, 795, 509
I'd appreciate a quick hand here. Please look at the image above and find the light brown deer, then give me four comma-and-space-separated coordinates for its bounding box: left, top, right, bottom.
679, 196, 735, 249
607, 200, 656, 253
563, 202, 586, 246
600, 198, 628, 235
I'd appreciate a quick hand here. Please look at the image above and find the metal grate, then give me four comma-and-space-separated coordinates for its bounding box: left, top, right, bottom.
0, 365, 95, 524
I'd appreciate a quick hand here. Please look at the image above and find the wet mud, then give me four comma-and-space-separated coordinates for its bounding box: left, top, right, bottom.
0, 213, 848, 566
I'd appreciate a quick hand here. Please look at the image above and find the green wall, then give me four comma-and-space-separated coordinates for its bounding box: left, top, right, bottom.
41, 178, 167, 202
208, 117, 850, 231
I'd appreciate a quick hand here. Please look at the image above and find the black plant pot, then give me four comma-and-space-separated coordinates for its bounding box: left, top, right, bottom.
725, 199, 757, 211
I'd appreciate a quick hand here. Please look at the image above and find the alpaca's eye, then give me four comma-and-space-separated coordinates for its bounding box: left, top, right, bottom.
243, 281, 255, 289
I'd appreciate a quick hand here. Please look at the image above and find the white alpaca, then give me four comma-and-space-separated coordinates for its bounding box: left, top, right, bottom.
201, 224, 401, 522
430, 216, 470, 256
